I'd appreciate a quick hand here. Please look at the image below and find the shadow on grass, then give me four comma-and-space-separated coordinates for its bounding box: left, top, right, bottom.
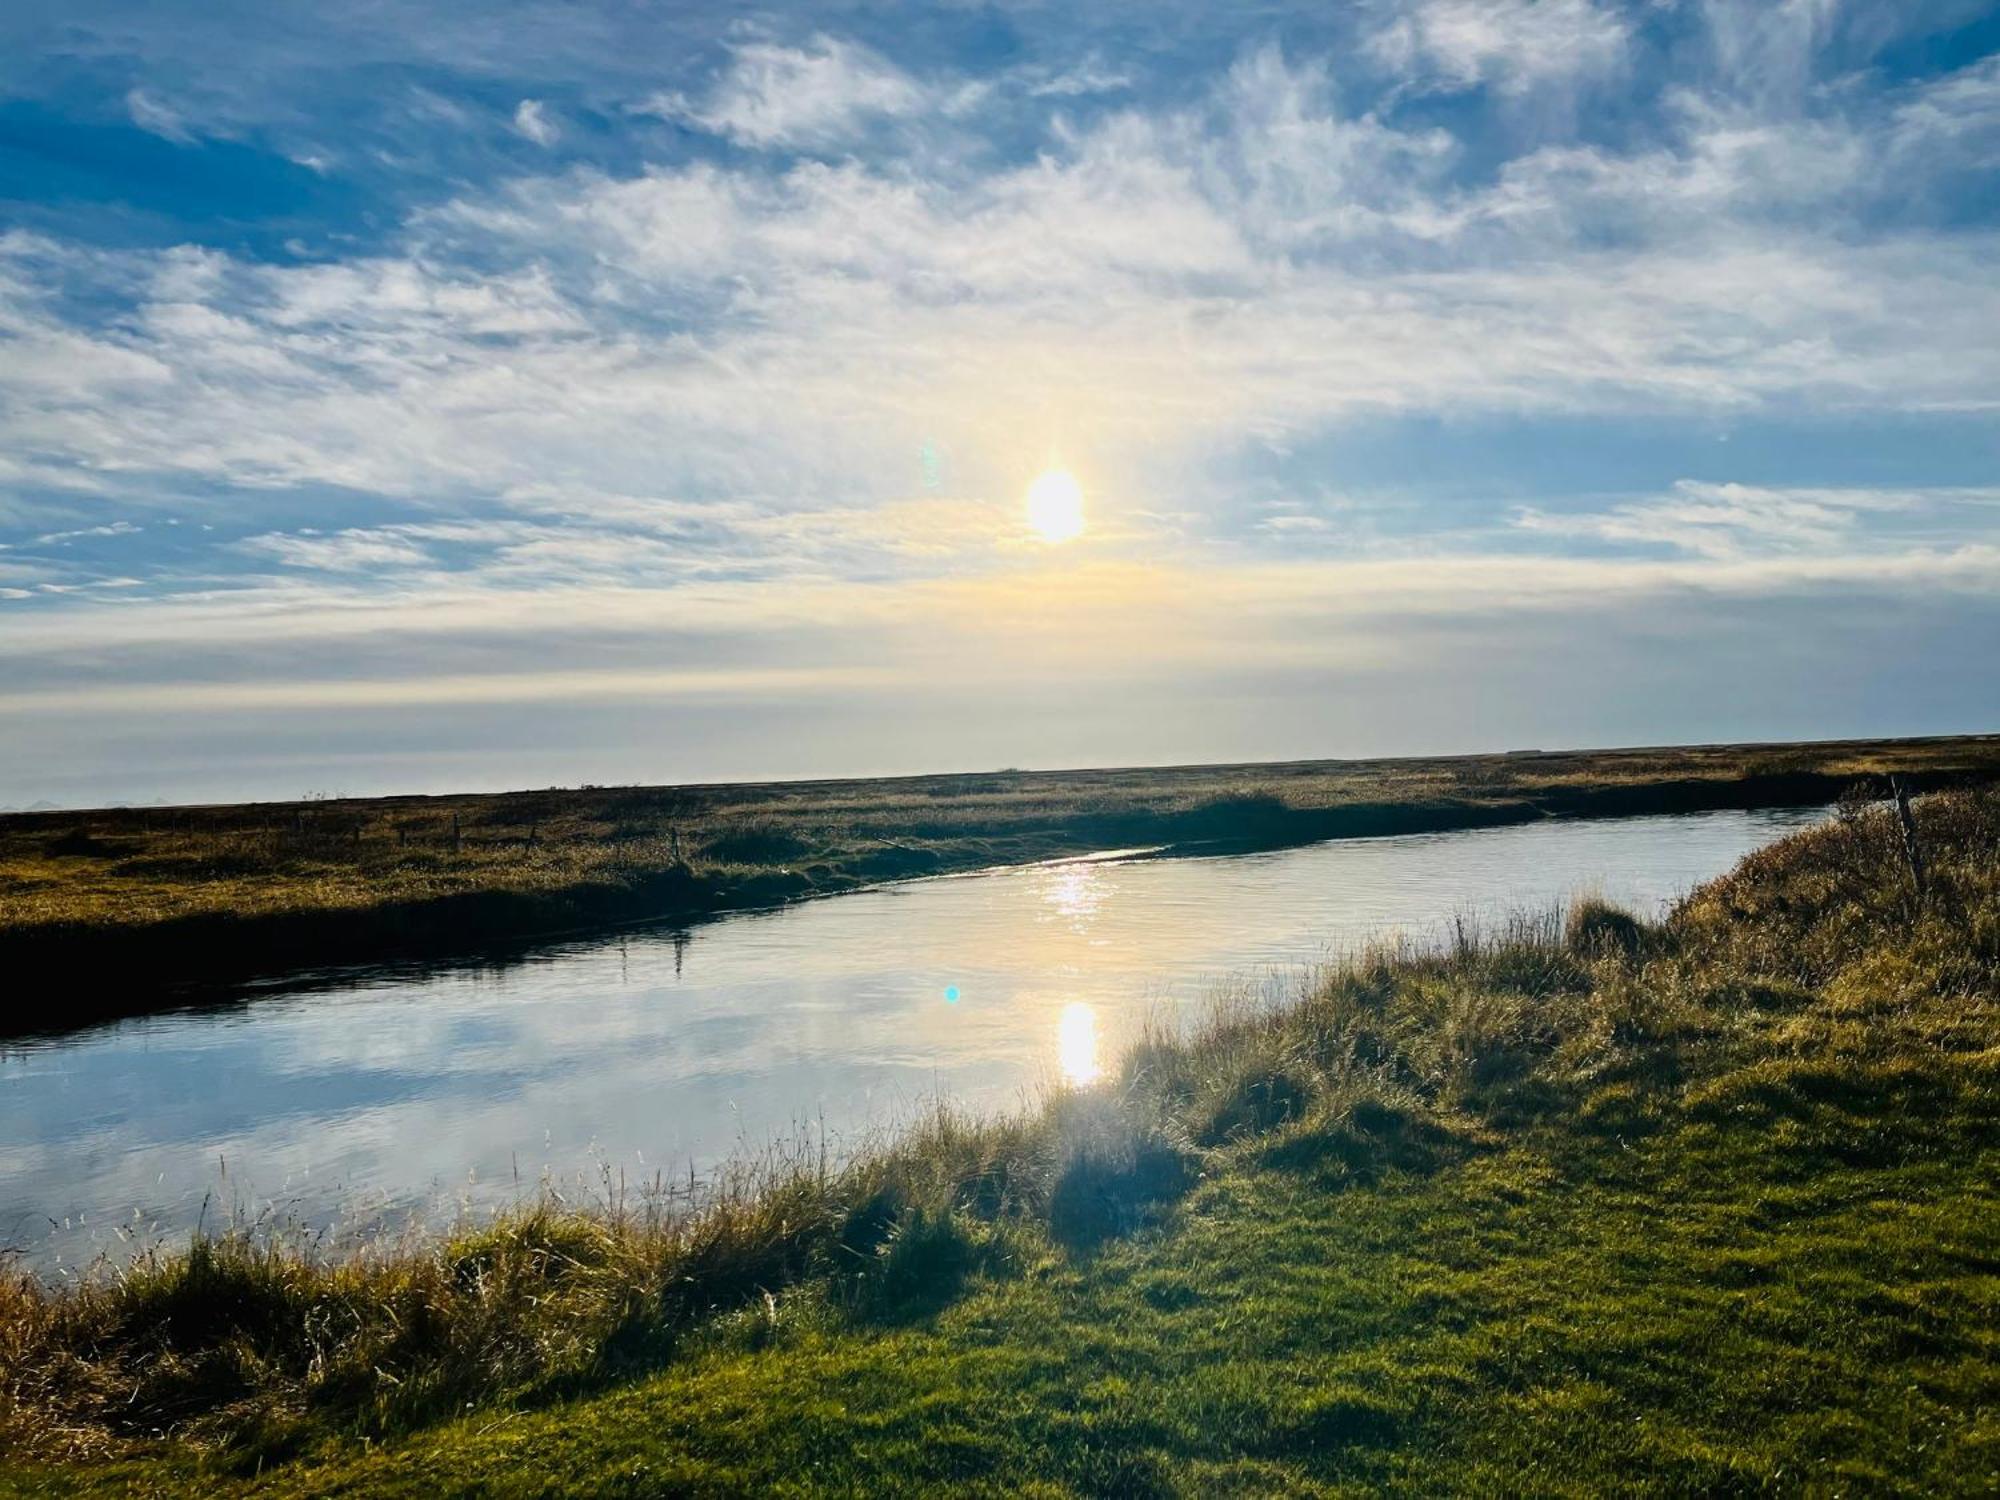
850, 1206, 986, 1325
1048, 1138, 1200, 1254
1256, 1098, 1470, 1189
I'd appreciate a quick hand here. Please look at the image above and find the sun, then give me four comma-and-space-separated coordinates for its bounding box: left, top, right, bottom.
1024, 468, 1085, 543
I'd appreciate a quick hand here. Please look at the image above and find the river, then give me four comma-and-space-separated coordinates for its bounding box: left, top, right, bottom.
0, 805, 1824, 1269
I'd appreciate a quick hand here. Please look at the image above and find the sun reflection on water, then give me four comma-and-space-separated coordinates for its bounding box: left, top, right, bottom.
1057, 1002, 1100, 1085
1038, 865, 1105, 931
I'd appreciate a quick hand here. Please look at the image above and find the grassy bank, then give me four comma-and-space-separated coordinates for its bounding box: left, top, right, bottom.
2, 784, 1995, 1494
4, 733, 1999, 1026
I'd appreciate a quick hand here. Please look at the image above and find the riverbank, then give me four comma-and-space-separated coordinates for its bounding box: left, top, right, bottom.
2, 785, 1994, 1493
4, 734, 1998, 1030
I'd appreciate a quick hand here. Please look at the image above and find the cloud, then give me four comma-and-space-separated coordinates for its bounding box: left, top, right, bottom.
0, 663, 890, 716
32, 520, 143, 545
1697, 0, 1842, 111
125, 87, 197, 143
2, 42, 1996, 558
239, 529, 434, 571
1889, 51, 2000, 179
1368, 0, 1630, 96
5, 14, 2000, 799
6, 536, 1998, 710
512, 98, 559, 147
635, 36, 933, 148
1514, 482, 2000, 560
1028, 62, 1134, 99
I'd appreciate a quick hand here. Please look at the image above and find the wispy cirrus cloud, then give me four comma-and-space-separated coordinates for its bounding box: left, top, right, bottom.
634, 35, 947, 149
124, 86, 199, 143
1514, 482, 2000, 561
30, 520, 144, 546
1367, 0, 1631, 96
238, 529, 435, 572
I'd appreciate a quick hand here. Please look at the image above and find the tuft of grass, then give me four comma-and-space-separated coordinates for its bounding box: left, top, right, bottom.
1191, 1055, 1319, 1145
855, 1207, 985, 1320
1565, 896, 1648, 958
2, 784, 1997, 1493
1046, 1132, 1198, 1253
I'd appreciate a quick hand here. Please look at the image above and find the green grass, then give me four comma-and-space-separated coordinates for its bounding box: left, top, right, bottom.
2, 785, 1996, 1494
5, 733, 1998, 1016
11, 1111, 1995, 1495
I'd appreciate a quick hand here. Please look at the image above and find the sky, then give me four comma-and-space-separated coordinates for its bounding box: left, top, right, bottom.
1, 0, 1997, 807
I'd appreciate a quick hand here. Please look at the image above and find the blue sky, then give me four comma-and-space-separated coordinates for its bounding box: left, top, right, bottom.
2, 0, 1998, 805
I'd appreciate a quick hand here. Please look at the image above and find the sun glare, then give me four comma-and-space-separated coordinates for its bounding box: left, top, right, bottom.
1057, 1001, 1101, 1085
1025, 468, 1085, 543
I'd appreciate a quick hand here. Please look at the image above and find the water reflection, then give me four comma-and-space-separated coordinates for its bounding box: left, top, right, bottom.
1057, 1003, 1101, 1085
1038, 864, 1106, 931
0, 806, 1827, 1269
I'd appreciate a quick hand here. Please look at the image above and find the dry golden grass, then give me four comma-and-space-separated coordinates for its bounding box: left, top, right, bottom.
6, 735, 1994, 947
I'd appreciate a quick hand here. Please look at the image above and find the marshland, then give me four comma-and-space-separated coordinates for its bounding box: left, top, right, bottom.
0, 764, 1995, 1494
5, 734, 1996, 1019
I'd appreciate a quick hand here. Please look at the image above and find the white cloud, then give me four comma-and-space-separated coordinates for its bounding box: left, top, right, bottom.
239, 529, 434, 571
1697, 0, 1842, 111
635, 36, 931, 148
513, 98, 560, 147
32, 520, 142, 545
1029, 63, 1134, 99
1515, 482, 2000, 559
1368, 0, 1630, 96
1890, 51, 2000, 172
125, 87, 197, 143
4, 44, 1998, 543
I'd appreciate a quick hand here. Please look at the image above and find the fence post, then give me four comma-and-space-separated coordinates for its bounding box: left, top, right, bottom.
1890, 775, 1926, 898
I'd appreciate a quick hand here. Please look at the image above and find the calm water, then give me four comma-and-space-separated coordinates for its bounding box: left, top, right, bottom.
1, 807, 1823, 1269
